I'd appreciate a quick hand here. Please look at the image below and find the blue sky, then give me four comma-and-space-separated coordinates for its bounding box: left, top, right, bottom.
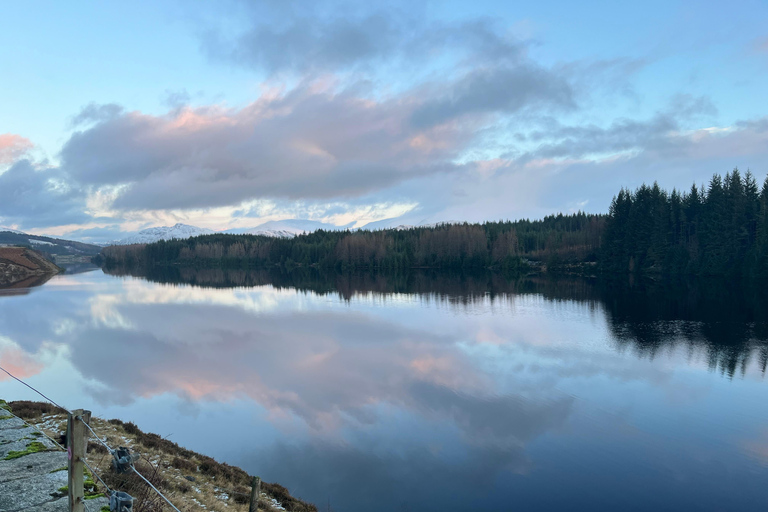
1, 0, 767, 242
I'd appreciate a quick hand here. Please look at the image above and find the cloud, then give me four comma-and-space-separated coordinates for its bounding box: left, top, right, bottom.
59, 82, 476, 210
70, 103, 124, 127
0, 133, 33, 165
410, 64, 575, 128
515, 95, 719, 161
203, 5, 525, 75
0, 160, 89, 229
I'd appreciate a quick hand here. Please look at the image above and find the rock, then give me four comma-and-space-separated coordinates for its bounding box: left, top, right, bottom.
0, 409, 108, 512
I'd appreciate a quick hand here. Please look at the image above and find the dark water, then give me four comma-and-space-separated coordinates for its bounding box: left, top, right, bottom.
1, 268, 767, 511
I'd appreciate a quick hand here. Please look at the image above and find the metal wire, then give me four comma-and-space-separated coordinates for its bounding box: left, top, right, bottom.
82, 457, 113, 494
0, 364, 72, 414
82, 418, 182, 512
1, 364, 185, 512
130, 465, 183, 512
82, 417, 115, 455
0, 406, 66, 451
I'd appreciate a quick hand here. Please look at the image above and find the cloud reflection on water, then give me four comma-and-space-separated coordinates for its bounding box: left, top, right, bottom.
2, 271, 768, 511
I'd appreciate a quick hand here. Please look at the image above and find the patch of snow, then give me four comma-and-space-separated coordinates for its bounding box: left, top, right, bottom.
224, 219, 345, 238
29, 239, 56, 246
262, 493, 286, 511
115, 223, 215, 245
0, 226, 24, 234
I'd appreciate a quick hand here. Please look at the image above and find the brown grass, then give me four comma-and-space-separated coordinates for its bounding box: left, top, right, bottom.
7, 401, 318, 512
6, 400, 60, 418
0, 248, 38, 269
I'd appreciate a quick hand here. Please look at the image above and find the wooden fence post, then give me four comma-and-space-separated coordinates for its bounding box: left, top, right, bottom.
67, 409, 90, 512
249, 476, 261, 512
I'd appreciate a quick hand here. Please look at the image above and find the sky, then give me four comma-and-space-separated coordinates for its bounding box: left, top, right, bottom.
1, 0, 768, 243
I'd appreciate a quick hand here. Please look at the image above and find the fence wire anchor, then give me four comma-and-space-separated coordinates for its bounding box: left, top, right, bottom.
110, 490, 134, 511
111, 446, 140, 474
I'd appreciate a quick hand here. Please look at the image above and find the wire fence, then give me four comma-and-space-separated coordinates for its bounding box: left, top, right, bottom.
0, 363, 186, 512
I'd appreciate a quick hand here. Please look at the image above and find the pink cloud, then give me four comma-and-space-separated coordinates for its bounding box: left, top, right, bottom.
0, 347, 44, 381
0, 134, 33, 165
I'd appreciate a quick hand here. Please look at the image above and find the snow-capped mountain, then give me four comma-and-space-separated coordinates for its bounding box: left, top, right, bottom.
0, 226, 25, 234
109, 218, 465, 246
115, 223, 215, 245
358, 218, 463, 231
224, 219, 346, 238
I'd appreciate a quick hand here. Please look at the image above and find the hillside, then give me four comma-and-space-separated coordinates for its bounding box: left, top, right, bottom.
0, 247, 60, 287
3, 400, 317, 512
0, 230, 101, 257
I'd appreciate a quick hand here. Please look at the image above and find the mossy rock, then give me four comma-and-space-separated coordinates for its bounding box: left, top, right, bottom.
3, 441, 47, 460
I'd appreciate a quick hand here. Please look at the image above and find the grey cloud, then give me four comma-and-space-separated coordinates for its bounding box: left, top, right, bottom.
59, 50, 583, 212
204, 5, 524, 74
59, 85, 473, 210
736, 117, 768, 133
0, 160, 88, 229
70, 103, 124, 127
411, 64, 575, 128
57, 225, 125, 244
65, 303, 469, 416
211, 14, 401, 73
408, 380, 573, 446
558, 57, 648, 102
247, 430, 534, 512
667, 93, 718, 119
161, 89, 191, 109
373, 110, 768, 225
521, 95, 718, 161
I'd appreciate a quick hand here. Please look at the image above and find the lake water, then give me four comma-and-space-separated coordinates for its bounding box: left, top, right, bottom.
1, 267, 768, 511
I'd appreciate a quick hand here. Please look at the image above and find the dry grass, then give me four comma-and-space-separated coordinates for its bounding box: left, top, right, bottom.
8, 401, 317, 512
0, 248, 38, 269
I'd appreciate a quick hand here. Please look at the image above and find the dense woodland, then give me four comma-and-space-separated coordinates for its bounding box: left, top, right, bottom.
100, 213, 604, 271
602, 169, 768, 278
99, 169, 768, 279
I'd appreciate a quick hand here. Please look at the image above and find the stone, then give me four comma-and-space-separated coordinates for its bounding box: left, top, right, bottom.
0, 409, 108, 512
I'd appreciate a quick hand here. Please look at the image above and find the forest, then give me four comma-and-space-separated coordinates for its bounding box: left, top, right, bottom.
99, 213, 604, 272
99, 169, 768, 279
602, 169, 768, 279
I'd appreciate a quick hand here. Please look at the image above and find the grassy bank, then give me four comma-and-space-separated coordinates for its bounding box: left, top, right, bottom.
5, 400, 316, 512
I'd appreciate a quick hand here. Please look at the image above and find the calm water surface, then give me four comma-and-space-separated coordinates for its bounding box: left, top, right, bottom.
1, 267, 767, 511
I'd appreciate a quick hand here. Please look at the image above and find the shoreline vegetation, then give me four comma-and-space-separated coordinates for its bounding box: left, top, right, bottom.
97, 170, 768, 282
2, 400, 317, 512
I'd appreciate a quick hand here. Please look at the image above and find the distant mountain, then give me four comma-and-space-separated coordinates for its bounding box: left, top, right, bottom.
223, 219, 346, 238
112, 220, 343, 245
0, 230, 102, 256
115, 223, 215, 245
108, 219, 469, 246
358, 218, 463, 231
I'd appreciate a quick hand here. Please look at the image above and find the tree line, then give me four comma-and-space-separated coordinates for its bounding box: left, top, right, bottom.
98, 169, 768, 279
602, 169, 768, 278
99, 213, 604, 272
